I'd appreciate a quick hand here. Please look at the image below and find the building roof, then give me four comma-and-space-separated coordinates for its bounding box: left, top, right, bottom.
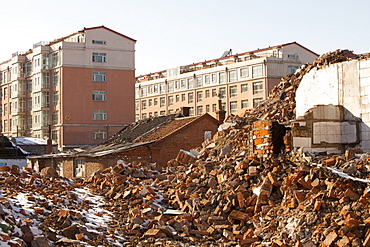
0, 136, 28, 159
79, 26, 136, 42
136, 42, 319, 78
76, 113, 219, 157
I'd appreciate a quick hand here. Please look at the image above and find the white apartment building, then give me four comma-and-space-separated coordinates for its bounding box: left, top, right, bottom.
135, 42, 318, 121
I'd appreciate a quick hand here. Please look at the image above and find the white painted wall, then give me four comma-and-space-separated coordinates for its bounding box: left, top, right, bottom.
296, 58, 370, 151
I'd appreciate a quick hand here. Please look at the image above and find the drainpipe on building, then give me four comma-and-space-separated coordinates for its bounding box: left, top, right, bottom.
225, 67, 230, 115
165, 80, 168, 114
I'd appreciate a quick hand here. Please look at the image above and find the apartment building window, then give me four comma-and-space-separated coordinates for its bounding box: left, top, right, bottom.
197, 91, 203, 102
197, 106, 203, 115
160, 97, 165, 107
241, 100, 249, 109
154, 112, 158, 117
187, 78, 193, 89
188, 92, 194, 103
219, 72, 225, 84
27, 115, 32, 128
197, 76, 203, 88
174, 81, 179, 89
3, 120, 7, 132
252, 65, 262, 78
169, 110, 174, 114
42, 110, 49, 127
211, 73, 217, 83
230, 86, 237, 97
159, 84, 166, 94
288, 65, 299, 74
149, 112, 153, 118
148, 99, 153, 106
141, 87, 147, 97
51, 53, 59, 67
135, 114, 140, 121
181, 94, 185, 102
3, 87, 7, 100
230, 101, 237, 114
160, 111, 166, 116
212, 104, 217, 112
168, 82, 174, 93
180, 79, 186, 89
153, 85, 158, 93
241, 83, 248, 93
53, 91, 59, 106
168, 96, 173, 106
288, 54, 298, 59
27, 80, 32, 93
3, 104, 7, 116
0, 105, 2, 116
142, 113, 147, 119
212, 89, 217, 97
253, 81, 263, 94
206, 105, 210, 113
219, 87, 226, 99
204, 75, 210, 84
221, 102, 226, 111
92, 72, 106, 82
176, 95, 180, 102
52, 130, 58, 143
240, 67, 248, 77
92, 40, 106, 45
142, 100, 147, 110
43, 92, 50, 108
27, 98, 32, 111
92, 53, 106, 63
135, 101, 139, 111
229, 70, 237, 82
52, 111, 59, 125
93, 110, 107, 120
42, 73, 50, 89
189, 107, 194, 116
93, 130, 107, 140
253, 98, 263, 107
92, 91, 106, 101
154, 98, 158, 106
205, 90, 210, 98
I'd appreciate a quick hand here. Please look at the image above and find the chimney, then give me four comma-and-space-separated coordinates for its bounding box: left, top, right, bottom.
215, 99, 226, 122
180, 107, 190, 117
215, 110, 226, 123
47, 125, 53, 153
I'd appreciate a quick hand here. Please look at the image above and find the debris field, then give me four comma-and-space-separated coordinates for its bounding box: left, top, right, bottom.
1, 50, 370, 246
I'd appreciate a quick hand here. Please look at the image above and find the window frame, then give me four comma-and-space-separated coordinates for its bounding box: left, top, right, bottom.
92, 91, 107, 101
92, 72, 106, 82
92, 110, 107, 120
92, 53, 107, 63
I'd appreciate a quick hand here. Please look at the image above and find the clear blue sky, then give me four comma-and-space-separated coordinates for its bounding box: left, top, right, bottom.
1, 0, 369, 76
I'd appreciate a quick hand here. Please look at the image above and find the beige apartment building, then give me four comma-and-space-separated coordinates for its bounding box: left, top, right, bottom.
0, 26, 136, 150
135, 42, 318, 121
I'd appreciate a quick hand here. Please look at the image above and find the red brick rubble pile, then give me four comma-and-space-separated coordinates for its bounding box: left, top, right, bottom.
1, 50, 369, 247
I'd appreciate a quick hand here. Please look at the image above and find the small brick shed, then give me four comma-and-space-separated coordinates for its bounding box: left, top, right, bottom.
29, 113, 220, 178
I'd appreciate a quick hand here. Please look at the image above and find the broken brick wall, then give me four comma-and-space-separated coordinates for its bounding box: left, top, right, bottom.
292, 104, 360, 153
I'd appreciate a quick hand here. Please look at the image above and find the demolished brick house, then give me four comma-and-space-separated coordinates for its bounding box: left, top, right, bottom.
28, 113, 221, 178
0, 135, 28, 167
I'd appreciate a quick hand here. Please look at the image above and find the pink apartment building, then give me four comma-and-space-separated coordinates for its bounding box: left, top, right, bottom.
0, 26, 136, 150
135, 42, 318, 121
